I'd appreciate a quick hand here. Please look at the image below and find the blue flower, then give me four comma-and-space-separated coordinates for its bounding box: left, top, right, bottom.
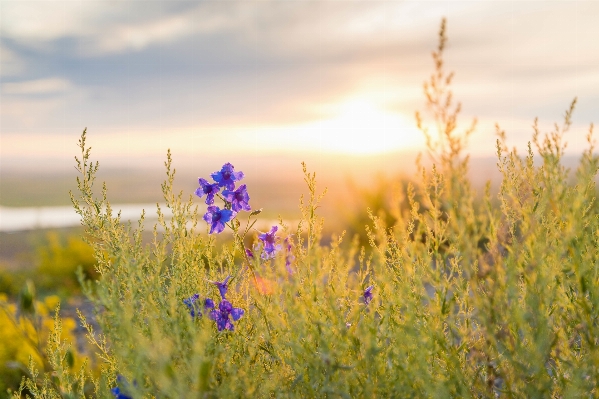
209, 275, 231, 300
209, 299, 245, 331
203, 206, 235, 234
183, 294, 215, 318
195, 178, 221, 205
111, 387, 132, 399
222, 184, 251, 212
111, 375, 134, 399
184, 290, 243, 331
211, 163, 244, 190
363, 285, 374, 305
258, 226, 282, 259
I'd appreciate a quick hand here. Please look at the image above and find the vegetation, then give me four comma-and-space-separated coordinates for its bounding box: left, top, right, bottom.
3, 18, 599, 398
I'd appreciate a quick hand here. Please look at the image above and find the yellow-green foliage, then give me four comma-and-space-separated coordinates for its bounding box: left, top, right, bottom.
15, 19, 599, 398
0, 293, 85, 398
36, 231, 97, 292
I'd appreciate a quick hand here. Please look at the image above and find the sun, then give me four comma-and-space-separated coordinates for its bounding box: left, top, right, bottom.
264, 97, 422, 156
312, 98, 422, 155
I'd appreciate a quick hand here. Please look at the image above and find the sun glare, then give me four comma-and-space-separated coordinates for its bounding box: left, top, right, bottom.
314, 98, 422, 155
235, 98, 423, 156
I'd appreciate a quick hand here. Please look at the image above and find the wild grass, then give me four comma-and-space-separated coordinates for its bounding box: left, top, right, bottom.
8, 18, 599, 398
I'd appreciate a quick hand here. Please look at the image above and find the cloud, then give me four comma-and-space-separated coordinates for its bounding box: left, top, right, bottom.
0, 1, 200, 55
0, 45, 24, 77
2, 77, 72, 95
0, 1, 435, 58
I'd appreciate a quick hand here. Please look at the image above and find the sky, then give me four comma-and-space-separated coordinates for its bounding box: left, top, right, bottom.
1, 0, 599, 177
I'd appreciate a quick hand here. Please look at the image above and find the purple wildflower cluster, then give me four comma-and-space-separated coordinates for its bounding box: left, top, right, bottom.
258, 226, 282, 260
183, 276, 245, 332
182, 293, 215, 319
196, 163, 250, 234
244, 226, 287, 261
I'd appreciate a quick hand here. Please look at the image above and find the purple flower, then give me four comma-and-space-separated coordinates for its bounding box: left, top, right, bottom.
211, 163, 244, 190
111, 387, 132, 399
284, 237, 295, 274
209, 299, 245, 331
209, 275, 231, 299
222, 184, 251, 212
111, 375, 133, 399
184, 291, 243, 331
203, 206, 235, 234
258, 226, 282, 259
245, 248, 254, 259
205, 298, 215, 309
183, 294, 215, 318
110, 387, 132, 399
363, 285, 374, 305
195, 178, 221, 205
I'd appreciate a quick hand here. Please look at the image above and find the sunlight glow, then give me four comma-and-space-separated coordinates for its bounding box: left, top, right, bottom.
312, 98, 423, 155
0, 99, 424, 168
243, 97, 424, 156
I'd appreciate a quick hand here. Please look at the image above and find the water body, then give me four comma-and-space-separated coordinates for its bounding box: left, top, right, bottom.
0, 204, 289, 234
0, 204, 164, 232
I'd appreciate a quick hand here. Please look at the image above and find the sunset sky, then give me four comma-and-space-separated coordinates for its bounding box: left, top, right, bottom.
2, 1, 599, 175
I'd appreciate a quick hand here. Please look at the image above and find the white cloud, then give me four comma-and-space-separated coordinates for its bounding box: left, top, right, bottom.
0, 1, 194, 54
91, 12, 199, 54
0, 1, 101, 41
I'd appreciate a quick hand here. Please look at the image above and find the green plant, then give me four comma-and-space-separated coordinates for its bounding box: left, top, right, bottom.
0, 286, 89, 399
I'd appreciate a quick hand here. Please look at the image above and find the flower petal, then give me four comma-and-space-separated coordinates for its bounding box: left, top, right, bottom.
231, 307, 244, 321
204, 298, 215, 309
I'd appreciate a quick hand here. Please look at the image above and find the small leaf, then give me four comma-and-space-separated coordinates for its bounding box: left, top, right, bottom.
66, 349, 75, 369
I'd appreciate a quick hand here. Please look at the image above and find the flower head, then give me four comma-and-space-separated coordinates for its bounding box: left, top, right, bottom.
111, 387, 132, 399
184, 291, 243, 331
211, 163, 244, 190
222, 184, 251, 212
195, 178, 221, 205
183, 294, 215, 318
363, 285, 374, 305
209, 299, 245, 331
245, 248, 254, 259
258, 226, 282, 259
203, 206, 235, 234
111, 375, 133, 399
209, 275, 231, 300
